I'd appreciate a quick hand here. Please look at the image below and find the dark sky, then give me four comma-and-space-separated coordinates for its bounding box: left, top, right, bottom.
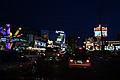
0, 0, 120, 43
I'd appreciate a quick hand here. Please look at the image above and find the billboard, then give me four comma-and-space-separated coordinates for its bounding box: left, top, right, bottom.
94, 24, 108, 37
94, 31, 107, 37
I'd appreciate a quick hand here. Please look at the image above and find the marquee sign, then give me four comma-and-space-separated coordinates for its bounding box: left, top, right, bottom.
94, 24, 108, 37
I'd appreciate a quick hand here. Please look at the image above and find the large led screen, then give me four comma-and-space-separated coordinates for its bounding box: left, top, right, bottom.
94, 31, 107, 37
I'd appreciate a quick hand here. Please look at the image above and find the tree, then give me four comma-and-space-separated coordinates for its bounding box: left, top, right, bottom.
66, 35, 76, 53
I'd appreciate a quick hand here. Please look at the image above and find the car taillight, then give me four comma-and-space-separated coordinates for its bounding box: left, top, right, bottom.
86, 60, 90, 63
70, 59, 74, 62
43, 53, 45, 56
57, 54, 60, 56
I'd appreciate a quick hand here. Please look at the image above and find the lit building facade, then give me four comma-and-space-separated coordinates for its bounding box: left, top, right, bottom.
41, 30, 67, 51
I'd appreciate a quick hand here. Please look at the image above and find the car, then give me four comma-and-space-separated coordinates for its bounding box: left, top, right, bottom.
34, 47, 64, 74
44, 47, 63, 62
0, 50, 37, 78
69, 49, 91, 69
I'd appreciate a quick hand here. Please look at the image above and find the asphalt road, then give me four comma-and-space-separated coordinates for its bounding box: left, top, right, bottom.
2, 54, 120, 80
91, 54, 120, 80
31, 54, 120, 80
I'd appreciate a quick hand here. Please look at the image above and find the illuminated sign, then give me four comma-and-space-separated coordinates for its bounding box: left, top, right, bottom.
94, 24, 108, 37
55, 30, 64, 34
12, 38, 19, 42
0, 38, 6, 42
35, 41, 46, 47
20, 39, 27, 42
11, 38, 27, 42
94, 31, 107, 37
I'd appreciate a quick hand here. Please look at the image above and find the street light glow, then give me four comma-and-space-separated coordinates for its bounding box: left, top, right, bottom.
78, 36, 80, 39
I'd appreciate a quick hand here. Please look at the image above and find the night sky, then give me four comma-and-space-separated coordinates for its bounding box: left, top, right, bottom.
0, 0, 120, 43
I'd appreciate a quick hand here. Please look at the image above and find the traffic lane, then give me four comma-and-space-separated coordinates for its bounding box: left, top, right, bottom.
106, 56, 120, 78
1, 60, 98, 79
35, 61, 98, 80
91, 55, 120, 79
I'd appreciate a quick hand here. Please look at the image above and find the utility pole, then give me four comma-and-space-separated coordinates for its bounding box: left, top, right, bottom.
100, 24, 104, 51
99, 10, 104, 51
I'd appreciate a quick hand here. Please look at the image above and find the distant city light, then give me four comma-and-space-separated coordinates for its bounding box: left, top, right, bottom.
19, 27, 22, 30
78, 36, 80, 39
6, 24, 10, 27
